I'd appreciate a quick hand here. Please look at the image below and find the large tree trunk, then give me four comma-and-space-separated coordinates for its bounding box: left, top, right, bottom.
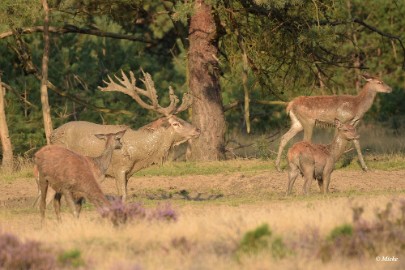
187, 0, 226, 160
0, 76, 13, 172
40, 0, 53, 144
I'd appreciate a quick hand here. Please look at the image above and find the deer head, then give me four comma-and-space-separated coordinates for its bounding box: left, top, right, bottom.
334, 119, 359, 141
94, 129, 127, 150
98, 69, 193, 117
362, 73, 392, 93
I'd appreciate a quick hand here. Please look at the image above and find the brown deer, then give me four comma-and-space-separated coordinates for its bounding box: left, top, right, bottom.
286, 119, 359, 195
275, 74, 392, 172
35, 130, 126, 221
50, 70, 200, 201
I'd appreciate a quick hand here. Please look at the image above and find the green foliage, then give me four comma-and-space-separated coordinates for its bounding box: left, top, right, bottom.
237, 223, 291, 259
327, 224, 353, 241
320, 200, 405, 261
0, 0, 404, 156
57, 249, 85, 268
238, 223, 272, 254
270, 236, 290, 259
254, 136, 272, 160
0, 0, 41, 28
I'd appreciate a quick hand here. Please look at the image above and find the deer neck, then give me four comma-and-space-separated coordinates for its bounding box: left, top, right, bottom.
328, 134, 349, 161
149, 129, 176, 165
89, 191, 109, 208
128, 128, 176, 167
92, 143, 114, 175
355, 83, 378, 116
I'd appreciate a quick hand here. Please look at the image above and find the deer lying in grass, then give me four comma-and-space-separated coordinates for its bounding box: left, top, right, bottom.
34, 130, 126, 221
276, 74, 392, 172
286, 119, 359, 195
50, 70, 200, 201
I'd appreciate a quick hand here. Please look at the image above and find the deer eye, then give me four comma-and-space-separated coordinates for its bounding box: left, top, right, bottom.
172, 122, 180, 127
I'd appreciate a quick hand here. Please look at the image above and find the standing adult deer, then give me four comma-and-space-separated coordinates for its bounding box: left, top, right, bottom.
35, 130, 126, 221
275, 74, 392, 172
286, 119, 359, 195
50, 70, 200, 202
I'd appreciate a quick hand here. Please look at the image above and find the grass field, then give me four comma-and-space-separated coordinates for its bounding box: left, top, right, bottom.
1, 155, 405, 270
1, 122, 405, 269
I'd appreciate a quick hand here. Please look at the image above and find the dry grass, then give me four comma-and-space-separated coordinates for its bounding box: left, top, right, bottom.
1, 122, 404, 269
1, 193, 404, 269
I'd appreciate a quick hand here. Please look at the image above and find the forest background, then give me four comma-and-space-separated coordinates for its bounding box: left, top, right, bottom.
0, 0, 404, 166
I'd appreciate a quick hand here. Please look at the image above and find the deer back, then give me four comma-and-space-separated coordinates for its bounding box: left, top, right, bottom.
51, 121, 129, 157
35, 146, 103, 192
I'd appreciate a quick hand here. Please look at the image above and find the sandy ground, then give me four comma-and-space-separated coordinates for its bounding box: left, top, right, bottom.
1, 168, 404, 270
1, 169, 404, 207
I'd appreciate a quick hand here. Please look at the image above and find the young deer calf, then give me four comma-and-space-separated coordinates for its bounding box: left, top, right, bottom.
34, 130, 126, 221
286, 119, 359, 195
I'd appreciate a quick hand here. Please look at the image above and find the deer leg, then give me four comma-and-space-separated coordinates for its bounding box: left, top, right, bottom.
302, 122, 315, 141
75, 198, 84, 215
39, 178, 48, 223
62, 190, 79, 218
317, 179, 324, 192
276, 116, 303, 172
287, 167, 300, 195
323, 173, 332, 194
322, 165, 334, 194
115, 170, 128, 202
353, 139, 368, 171
53, 192, 62, 221
302, 166, 314, 195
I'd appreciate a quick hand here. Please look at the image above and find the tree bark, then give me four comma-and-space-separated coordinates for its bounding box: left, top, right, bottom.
0, 76, 14, 172
188, 0, 226, 160
41, 0, 53, 144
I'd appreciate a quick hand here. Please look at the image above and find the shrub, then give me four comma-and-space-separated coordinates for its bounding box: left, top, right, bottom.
99, 200, 146, 227
149, 203, 178, 222
58, 249, 85, 268
0, 232, 56, 270
327, 224, 353, 241
238, 223, 272, 254
271, 237, 290, 259
319, 200, 405, 262
99, 201, 178, 226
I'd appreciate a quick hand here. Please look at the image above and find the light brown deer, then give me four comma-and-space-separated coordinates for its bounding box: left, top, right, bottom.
275, 74, 391, 172
50, 70, 200, 201
286, 119, 359, 195
35, 130, 126, 221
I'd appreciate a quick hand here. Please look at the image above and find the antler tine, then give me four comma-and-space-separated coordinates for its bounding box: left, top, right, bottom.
173, 92, 193, 114
98, 68, 191, 116
140, 69, 181, 117
98, 70, 156, 111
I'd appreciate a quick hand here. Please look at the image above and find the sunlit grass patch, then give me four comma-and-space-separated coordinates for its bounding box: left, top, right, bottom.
134, 159, 274, 177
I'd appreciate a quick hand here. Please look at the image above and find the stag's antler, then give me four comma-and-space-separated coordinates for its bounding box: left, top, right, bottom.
98, 69, 192, 116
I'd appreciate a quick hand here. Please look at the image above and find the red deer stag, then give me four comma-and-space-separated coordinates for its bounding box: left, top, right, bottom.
50, 70, 200, 202
35, 130, 126, 221
286, 119, 359, 195
276, 74, 391, 172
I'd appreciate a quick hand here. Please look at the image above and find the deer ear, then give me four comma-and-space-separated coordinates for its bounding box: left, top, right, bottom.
361, 73, 373, 81
94, 134, 107, 140
116, 129, 127, 138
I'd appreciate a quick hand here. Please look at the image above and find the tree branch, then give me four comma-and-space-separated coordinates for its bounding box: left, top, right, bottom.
224, 99, 287, 112
0, 25, 154, 44
31, 72, 133, 115
352, 18, 405, 69
0, 82, 38, 109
